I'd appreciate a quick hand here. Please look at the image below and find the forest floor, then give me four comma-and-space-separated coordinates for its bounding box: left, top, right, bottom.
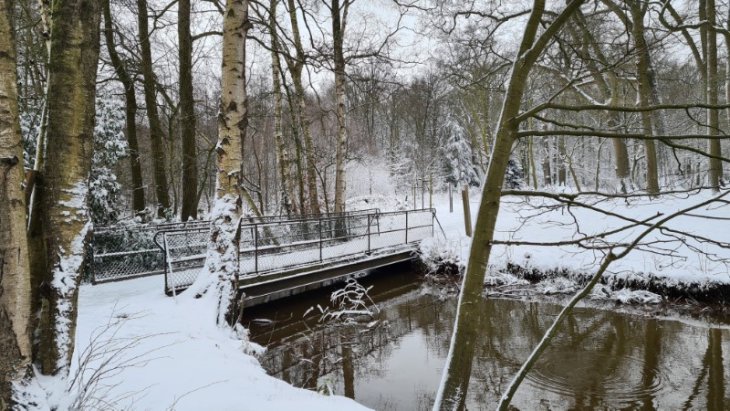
55, 188, 729, 410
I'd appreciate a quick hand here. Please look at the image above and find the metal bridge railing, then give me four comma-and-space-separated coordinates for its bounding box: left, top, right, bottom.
90, 209, 380, 284
157, 208, 439, 295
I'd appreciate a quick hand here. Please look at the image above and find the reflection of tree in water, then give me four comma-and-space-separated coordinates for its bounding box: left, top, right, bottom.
259, 303, 405, 392
683, 328, 726, 410
253, 287, 729, 409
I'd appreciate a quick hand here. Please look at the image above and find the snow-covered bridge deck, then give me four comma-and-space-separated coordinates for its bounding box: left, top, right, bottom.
154, 209, 442, 304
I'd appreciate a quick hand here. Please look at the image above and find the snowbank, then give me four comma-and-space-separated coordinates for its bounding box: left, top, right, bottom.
60, 276, 369, 410
429, 189, 730, 300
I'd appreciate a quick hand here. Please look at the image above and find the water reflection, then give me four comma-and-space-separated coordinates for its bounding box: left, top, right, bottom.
243, 275, 730, 410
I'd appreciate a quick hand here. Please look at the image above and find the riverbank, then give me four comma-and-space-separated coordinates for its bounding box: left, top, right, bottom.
420, 188, 730, 306
24, 276, 369, 410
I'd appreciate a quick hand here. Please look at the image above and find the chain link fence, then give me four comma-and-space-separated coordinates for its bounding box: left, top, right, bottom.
90, 220, 209, 283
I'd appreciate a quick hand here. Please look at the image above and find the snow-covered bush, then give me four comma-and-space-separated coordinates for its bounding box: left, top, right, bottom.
505, 158, 525, 189
19, 101, 43, 169
306, 277, 379, 325
419, 237, 463, 276
441, 115, 481, 188
90, 97, 128, 225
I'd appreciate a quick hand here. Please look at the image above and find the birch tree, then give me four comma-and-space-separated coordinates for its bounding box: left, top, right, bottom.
331, 0, 350, 215
270, 0, 294, 216
33, 0, 101, 376
0, 0, 32, 404
190, 0, 249, 326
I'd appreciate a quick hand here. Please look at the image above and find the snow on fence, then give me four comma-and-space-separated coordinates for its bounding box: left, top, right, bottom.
89, 209, 381, 284
157, 209, 439, 294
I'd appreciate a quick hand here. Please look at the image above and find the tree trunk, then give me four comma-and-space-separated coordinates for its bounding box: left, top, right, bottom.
270, 0, 293, 216
433, 0, 584, 407
575, 11, 630, 186
706, 0, 723, 190
190, 0, 249, 326
628, 2, 659, 195
332, 0, 348, 214
137, 0, 170, 217
286, 0, 320, 215
542, 136, 552, 186
0, 2, 32, 404
179, 0, 199, 220
34, 0, 101, 375
102, 0, 145, 215
557, 136, 567, 186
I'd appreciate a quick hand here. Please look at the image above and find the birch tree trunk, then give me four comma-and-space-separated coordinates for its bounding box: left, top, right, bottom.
34, 0, 101, 375
102, 0, 145, 215
137, 0, 171, 217
0, 1, 32, 404
433, 1, 584, 408
190, 0, 249, 326
179, 0, 199, 221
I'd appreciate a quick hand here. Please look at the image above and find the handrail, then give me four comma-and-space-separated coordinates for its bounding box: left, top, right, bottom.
158, 208, 438, 294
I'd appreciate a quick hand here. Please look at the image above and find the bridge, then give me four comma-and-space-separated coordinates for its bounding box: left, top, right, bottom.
90, 208, 443, 306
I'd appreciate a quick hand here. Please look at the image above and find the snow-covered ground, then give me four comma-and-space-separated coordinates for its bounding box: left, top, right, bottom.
56, 276, 370, 410
49, 188, 728, 410
426, 188, 730, 290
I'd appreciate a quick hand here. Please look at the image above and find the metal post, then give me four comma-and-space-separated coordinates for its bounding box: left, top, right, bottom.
449, 184, 453, 213
421, 179, 425, 209
431, 208, 436, 237
412, 184, 416, 209
163, 233, 169, 294
367, 214, 371, 253
319, 219, 323, 262
405, 210, 409, 243
89, 238, 96, 284
429, 174, 433, 209
254, 224, 259, 274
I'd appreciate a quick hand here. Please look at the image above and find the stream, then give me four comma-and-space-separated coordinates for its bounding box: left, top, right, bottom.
242, 265, 730, 410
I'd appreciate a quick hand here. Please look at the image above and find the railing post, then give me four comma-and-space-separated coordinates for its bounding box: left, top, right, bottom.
405, 210, 409, 243
319, 219, 323, 262
162, 233, 168, 294
89, 235, 96, 284
431, 208, 436, 237
367, 214, 371, 253
254, 224, 259, 274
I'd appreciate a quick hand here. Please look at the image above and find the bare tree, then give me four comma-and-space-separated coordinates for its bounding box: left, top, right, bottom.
137, 0, 171, 217
0, 0, 32, 405
179, 0, 199, 221
102, 0, 146, 216
33, 0, 102, 376
434, 0, 586, 407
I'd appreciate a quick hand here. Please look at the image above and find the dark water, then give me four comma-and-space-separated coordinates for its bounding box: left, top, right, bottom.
243, 268, 730, 410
